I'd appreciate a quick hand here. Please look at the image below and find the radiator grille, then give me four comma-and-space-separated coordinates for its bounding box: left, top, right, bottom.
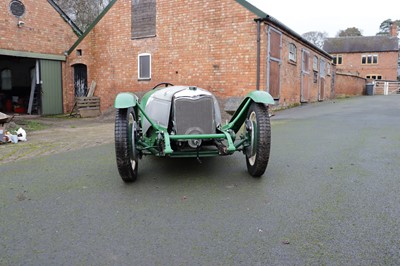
173, 96, 215, 135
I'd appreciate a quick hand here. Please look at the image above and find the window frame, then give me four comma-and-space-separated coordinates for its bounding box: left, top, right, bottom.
1, 68, 12, 90
327, 63, 331, 76
313, 55, 318, 72
138, 53, 151, 80
332, 54, 343, 65
366, 74, 382, 80
288, 43, 297, 63
362, 54, 378, 65
320, 59, 326, 77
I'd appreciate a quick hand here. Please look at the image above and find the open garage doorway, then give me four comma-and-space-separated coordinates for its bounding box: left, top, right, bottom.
0, 55, 63, 115
0, 55, 36, 114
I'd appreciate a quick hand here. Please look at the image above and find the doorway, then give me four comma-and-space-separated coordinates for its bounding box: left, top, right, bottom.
74, 64, 88, 97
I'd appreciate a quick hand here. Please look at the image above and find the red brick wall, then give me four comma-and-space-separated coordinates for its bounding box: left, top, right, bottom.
66, 0, 334, 112
335, 72, 366, 96
278, 32, 334, 106
336, 52, 398, 81
0, 0, 78, 55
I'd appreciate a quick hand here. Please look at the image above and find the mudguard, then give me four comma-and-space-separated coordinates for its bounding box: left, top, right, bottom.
114, 92, 138, 109
223, 90, 275, 133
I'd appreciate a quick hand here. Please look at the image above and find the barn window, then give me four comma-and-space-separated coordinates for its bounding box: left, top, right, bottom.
313, 56, 318, 71
138, 53, 151, 80
1, 69, 12, 90
289, 43, 297, 62
9, 0, 25, 18
320, 59, 326, 77
132, 0, 156, 39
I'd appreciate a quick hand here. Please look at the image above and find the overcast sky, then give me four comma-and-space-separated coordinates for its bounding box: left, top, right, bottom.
246, 0, 399, 37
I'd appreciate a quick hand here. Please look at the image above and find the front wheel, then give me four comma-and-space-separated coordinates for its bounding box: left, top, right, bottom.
115, 107, 138, 182
245, 103, 271, 177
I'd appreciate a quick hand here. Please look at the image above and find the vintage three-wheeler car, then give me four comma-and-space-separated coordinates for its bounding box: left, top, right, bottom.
114, 83, 274, 182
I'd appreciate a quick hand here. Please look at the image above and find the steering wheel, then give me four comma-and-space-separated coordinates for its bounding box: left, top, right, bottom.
151, 82, 174, 90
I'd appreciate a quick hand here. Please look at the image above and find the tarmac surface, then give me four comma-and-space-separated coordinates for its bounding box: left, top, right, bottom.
1, 95, 399, 265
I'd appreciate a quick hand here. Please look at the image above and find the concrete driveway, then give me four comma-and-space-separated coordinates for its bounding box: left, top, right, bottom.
1, 95, 399, 265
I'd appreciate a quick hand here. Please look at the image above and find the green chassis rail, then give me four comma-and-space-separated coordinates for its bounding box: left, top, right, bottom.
114, 90, 274, 158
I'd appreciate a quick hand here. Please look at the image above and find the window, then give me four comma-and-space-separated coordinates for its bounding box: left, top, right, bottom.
289, 43, 297, 62
332, 54, 343, 65
9, 0, 25, 18
132, 0, 156, 39
138, 53, 151, 80
362, 54, 378, 65
313, 56, 318, 71
1, 69, 12, 90
320, 59, 326, 77
302, 49, 310, 73
366, 75, 382, 80
327, 63, 331, 76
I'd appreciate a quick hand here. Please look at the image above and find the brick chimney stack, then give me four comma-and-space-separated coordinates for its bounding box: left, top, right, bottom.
390, 22, 398, 37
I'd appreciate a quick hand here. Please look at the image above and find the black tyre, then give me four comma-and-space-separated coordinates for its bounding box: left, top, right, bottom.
115, 108, 138, 182
245, 103, 271, 177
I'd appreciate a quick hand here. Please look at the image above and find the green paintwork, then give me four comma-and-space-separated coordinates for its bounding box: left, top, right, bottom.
0, 49, 66, 61
115, 89, 272, 159
140, 89, 157, 109
114, 92, 138, 108
136, 102, 166, 132
40, 60, 63, 115
67, 0, 118, 55
224, 91, 274, 133
247, 90, 275, 104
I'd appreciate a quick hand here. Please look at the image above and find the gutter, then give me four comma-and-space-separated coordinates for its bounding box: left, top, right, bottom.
235, 0, 332, 59
264, 15, 332, 59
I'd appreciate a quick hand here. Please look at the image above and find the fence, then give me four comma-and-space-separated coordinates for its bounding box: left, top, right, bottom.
373, 81, 400, 95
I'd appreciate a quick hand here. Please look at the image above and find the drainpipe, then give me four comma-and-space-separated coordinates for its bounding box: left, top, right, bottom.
255, 19, 261, 90
254, 18, 267, 91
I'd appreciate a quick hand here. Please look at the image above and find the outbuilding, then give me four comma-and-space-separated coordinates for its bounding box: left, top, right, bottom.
65, 0, 335, 113
0, 0, 80, 115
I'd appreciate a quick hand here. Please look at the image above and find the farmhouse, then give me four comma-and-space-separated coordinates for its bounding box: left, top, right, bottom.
324, 23, 399, 81
65, 0, 335, 113
0, 0, 80, 115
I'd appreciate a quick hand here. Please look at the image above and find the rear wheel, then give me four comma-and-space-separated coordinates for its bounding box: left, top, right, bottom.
115, 108, 138, 182
245, 103, 271, 177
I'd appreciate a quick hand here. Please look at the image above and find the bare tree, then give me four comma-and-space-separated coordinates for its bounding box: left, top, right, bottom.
336, 27, 363, 37
53, 0, 110, 31
302, 31, 328, 49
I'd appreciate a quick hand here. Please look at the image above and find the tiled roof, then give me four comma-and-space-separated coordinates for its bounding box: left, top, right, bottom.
323, 36, 399, 53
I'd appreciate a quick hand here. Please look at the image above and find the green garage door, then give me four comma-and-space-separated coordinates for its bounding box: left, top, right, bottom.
40, 60, 63, 115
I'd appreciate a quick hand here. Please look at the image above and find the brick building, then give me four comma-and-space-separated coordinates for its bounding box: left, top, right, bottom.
65, 0, 335, 113
0, 0, 80, 114
324, 23, 399, 81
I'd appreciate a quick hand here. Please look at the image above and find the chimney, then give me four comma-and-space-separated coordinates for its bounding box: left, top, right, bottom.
390, 22, 398, 37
